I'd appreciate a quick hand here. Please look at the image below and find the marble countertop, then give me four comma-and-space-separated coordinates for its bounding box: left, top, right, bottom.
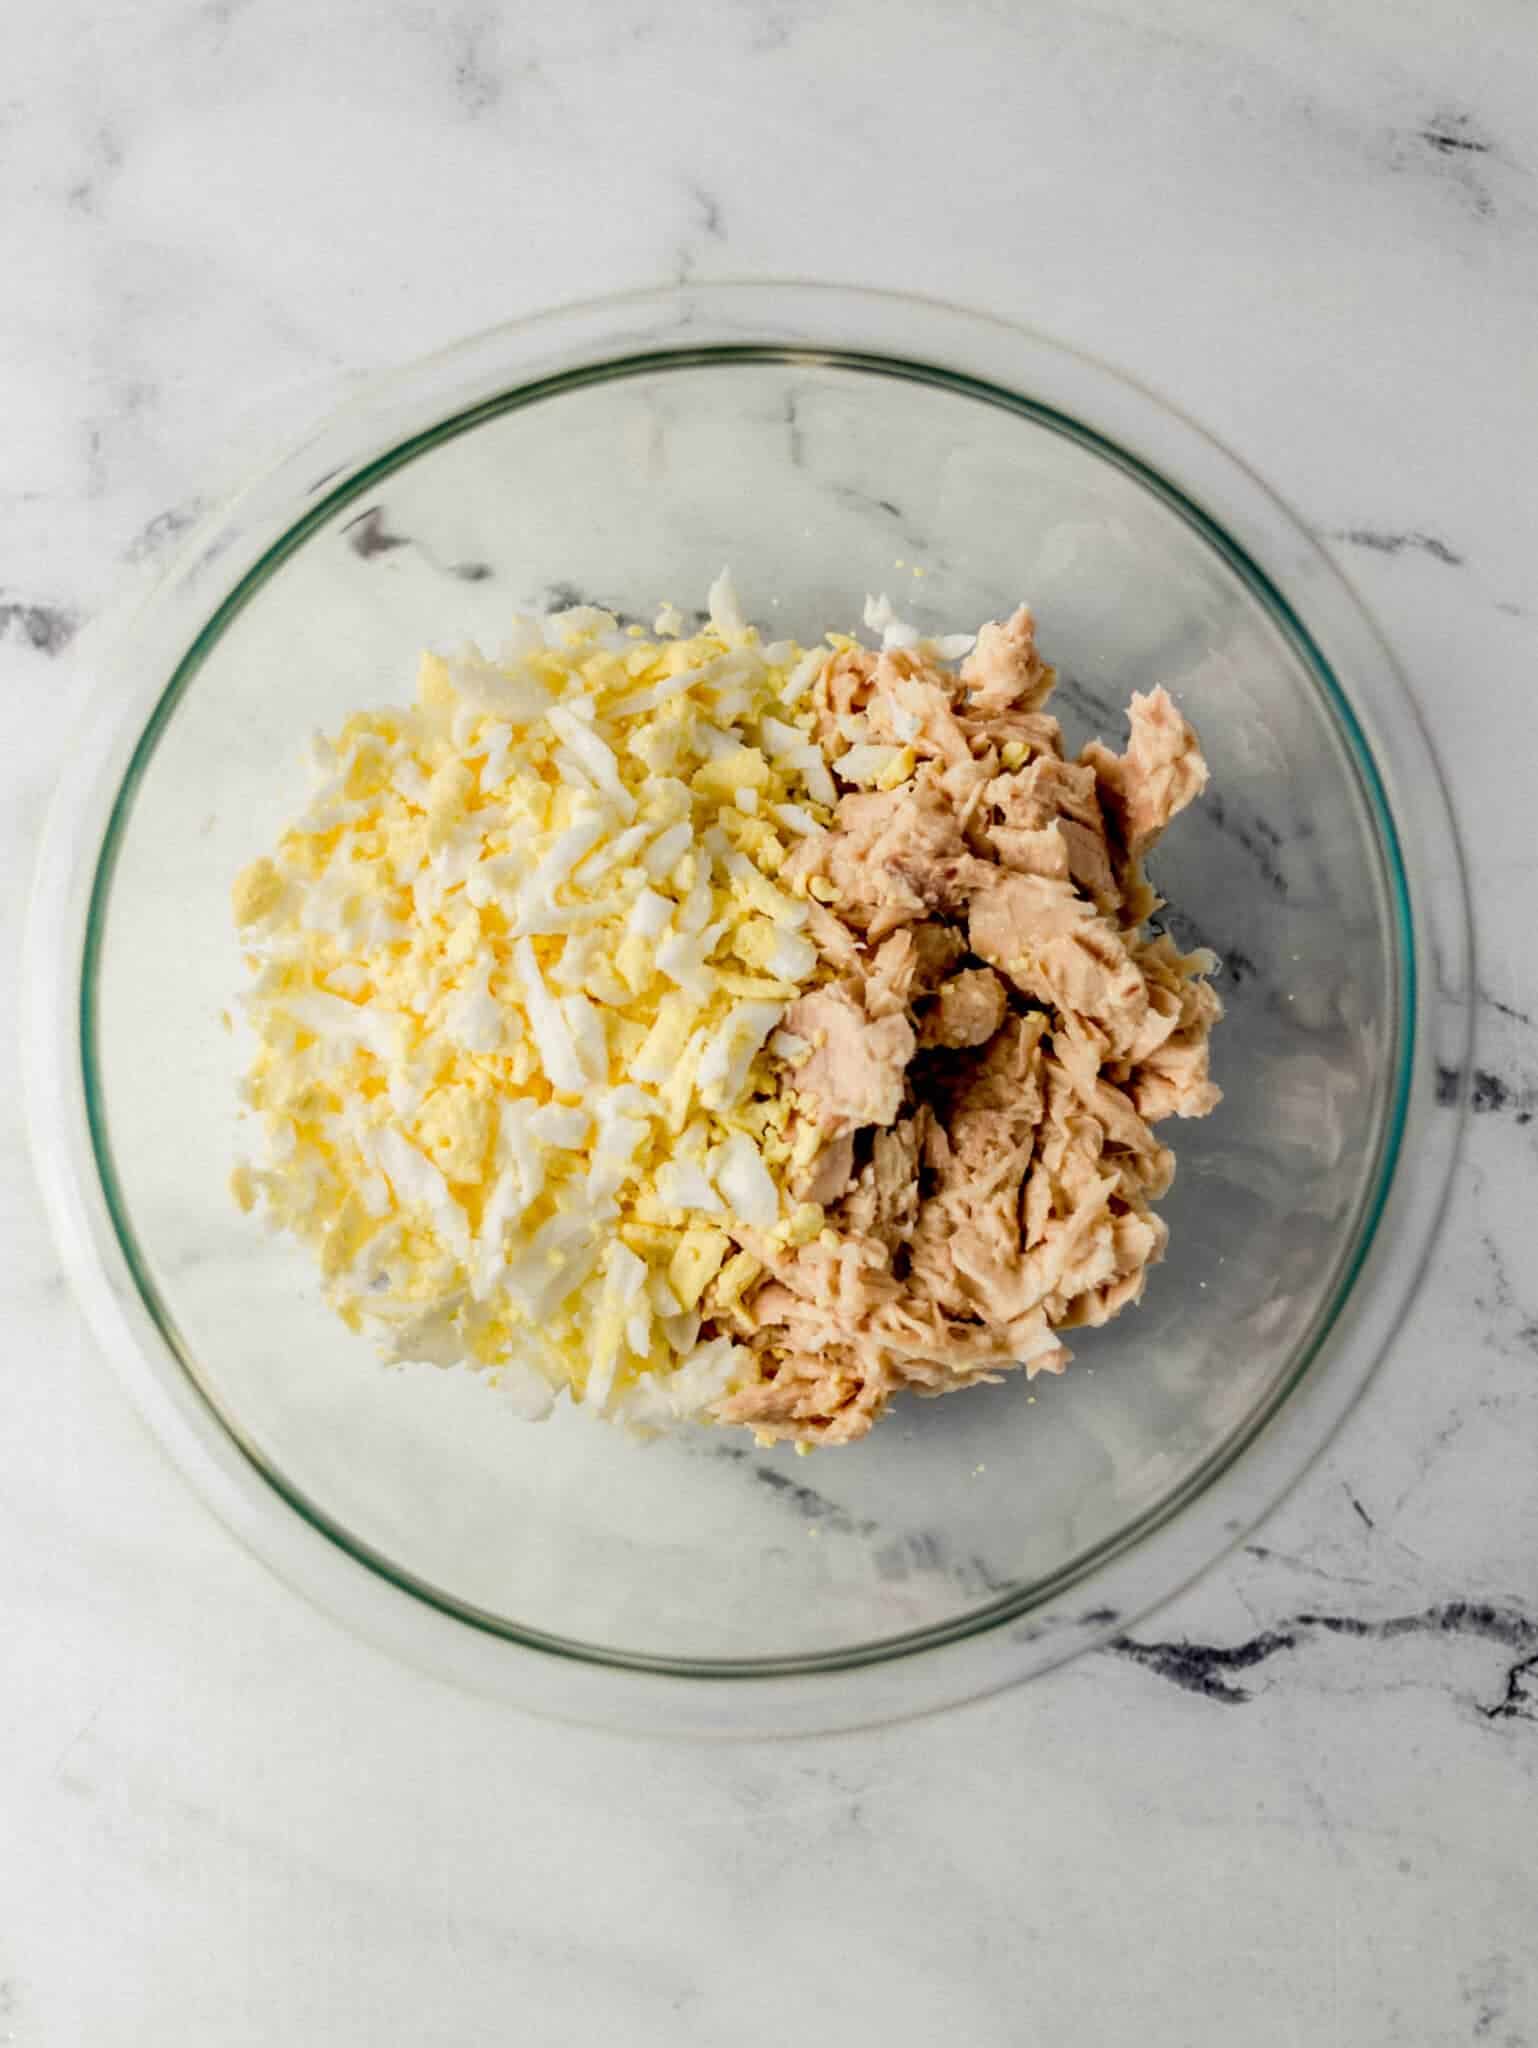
5, 1, 1536, 2041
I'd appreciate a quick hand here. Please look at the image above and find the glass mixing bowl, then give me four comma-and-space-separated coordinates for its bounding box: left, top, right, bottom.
27, 284, 1470, 1734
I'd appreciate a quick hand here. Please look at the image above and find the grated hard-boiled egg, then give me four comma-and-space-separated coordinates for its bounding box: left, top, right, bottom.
231, 575, 841, 1424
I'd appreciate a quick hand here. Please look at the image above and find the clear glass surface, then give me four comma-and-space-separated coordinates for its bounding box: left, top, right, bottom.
27, 285, 1470, 1732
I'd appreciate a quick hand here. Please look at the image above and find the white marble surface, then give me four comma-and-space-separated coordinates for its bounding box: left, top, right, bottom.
5, 1, 1537, 2040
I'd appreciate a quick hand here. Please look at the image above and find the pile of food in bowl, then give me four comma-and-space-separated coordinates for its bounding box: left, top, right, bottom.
230, 575, 1220, 1446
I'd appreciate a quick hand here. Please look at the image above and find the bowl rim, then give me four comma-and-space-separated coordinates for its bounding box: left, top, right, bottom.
25, 280, 1473, 1734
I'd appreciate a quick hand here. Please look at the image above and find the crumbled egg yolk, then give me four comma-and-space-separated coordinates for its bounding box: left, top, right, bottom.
232, 575, 839, 1423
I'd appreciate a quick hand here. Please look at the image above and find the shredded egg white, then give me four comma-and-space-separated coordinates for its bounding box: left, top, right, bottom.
231, 574, 839, 1424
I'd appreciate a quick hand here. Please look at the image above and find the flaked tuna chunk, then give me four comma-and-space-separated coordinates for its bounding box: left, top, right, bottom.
955, 707, 1065, 762
911, 1147, 1039, 1326
1081, 687, 1208, 859
1008, 1066, 1172, 1323
789, 1126, 857, 1206
1122, 934, 1224, 1121
718, 1232, 1069, 1445
862, 930, 922, 1020
1056, 1205, 1169, 1330
810, 645, 878, 751
814, 775, 993, 938
959, 604, 1055, 716
1121, 978, 1185, 1066
907, 1017, 1047, 1322
1017, 1174, 1119, 1305
798, 893, 864, 975
1031, 1058, 1110, 1203
918, 966, 1008, 1049
1047, 1048, 1176, 1203
977, 757, 1122, 912
1132, 1043, 1221, 1124
985, 821, 1072, 883
867, 649, 975, 765
716, 1344, 889, 1445
855, 921, 968, 1027
783, 983, 916, 1136
991, 755, 1104, 834
833, 1116, 922, 1247
930, 1010, 1049, 1145
1015, 1176, 1167, 1324
1128, 991, 1223, 1121
967, 871, 1149, 1054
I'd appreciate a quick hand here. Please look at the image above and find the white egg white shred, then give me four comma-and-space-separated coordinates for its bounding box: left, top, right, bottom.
230, 576, 958, 1429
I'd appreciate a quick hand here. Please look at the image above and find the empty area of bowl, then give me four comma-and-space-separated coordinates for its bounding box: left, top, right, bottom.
88, 351, 1406, 1668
